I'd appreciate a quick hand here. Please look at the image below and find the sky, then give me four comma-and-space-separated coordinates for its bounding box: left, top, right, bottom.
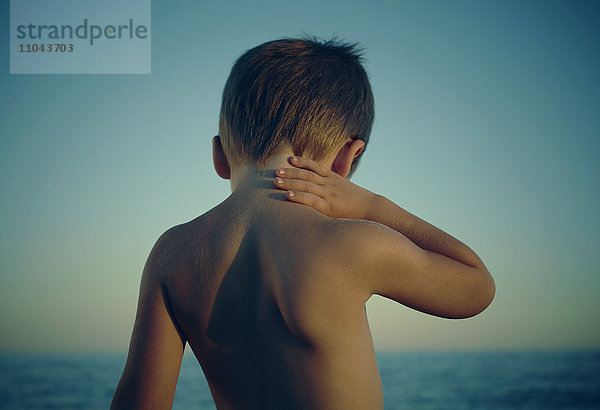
0, 0, 599, 352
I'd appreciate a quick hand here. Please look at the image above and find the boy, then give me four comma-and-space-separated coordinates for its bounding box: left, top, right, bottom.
111, 37, 494, 409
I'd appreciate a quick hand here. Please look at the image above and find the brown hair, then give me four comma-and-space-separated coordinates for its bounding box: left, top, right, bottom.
218, 37, 375, 176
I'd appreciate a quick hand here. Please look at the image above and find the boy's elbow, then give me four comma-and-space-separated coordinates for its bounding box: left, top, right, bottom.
441, 267, 495, 320
484, 270, 496, 308
462, 267, 495, 319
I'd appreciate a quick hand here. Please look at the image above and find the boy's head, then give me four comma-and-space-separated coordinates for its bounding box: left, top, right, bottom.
216, 37, 374, 178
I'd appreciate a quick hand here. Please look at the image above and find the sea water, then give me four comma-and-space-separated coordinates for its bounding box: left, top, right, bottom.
0, 350, 598, 409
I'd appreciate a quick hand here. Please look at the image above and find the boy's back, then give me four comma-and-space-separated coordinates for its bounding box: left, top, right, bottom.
165, 166, 382, 409
167, 176, 382, 408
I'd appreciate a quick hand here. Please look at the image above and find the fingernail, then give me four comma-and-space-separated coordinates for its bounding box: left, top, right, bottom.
278, 168, 286, 176
288, 190, 295, 197
290, 156, 299, 163
275, 177, 284, 184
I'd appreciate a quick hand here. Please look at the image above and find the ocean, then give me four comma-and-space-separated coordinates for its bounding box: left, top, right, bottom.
0, 351, 598, 409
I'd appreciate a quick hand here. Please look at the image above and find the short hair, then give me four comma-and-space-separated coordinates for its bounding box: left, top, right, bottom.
218, 37, 375, 176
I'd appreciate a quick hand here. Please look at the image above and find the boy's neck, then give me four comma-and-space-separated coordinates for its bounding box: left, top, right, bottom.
229, 151, 295, 193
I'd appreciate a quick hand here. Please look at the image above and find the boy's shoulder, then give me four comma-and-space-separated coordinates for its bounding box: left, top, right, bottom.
154, 200, 397, 281
168, 201, 392, 252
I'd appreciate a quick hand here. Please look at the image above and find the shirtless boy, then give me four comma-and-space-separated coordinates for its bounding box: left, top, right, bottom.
111, 37, 495, 409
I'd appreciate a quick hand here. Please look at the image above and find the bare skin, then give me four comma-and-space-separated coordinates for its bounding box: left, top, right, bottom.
111, 137, 495, 409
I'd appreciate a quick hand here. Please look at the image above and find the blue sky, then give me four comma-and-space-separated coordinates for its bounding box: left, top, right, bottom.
1, 0, 598, 351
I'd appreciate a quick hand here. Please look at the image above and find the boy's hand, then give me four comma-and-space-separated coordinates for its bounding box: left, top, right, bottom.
274, 156, 377, 220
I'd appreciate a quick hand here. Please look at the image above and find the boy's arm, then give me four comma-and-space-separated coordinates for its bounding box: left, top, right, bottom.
275, 156, 495, 318
111, 231, 185, 409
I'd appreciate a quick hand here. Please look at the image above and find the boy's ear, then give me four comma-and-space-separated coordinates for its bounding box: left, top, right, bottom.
212, 136, 230, 180
331, 137, 365, 178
